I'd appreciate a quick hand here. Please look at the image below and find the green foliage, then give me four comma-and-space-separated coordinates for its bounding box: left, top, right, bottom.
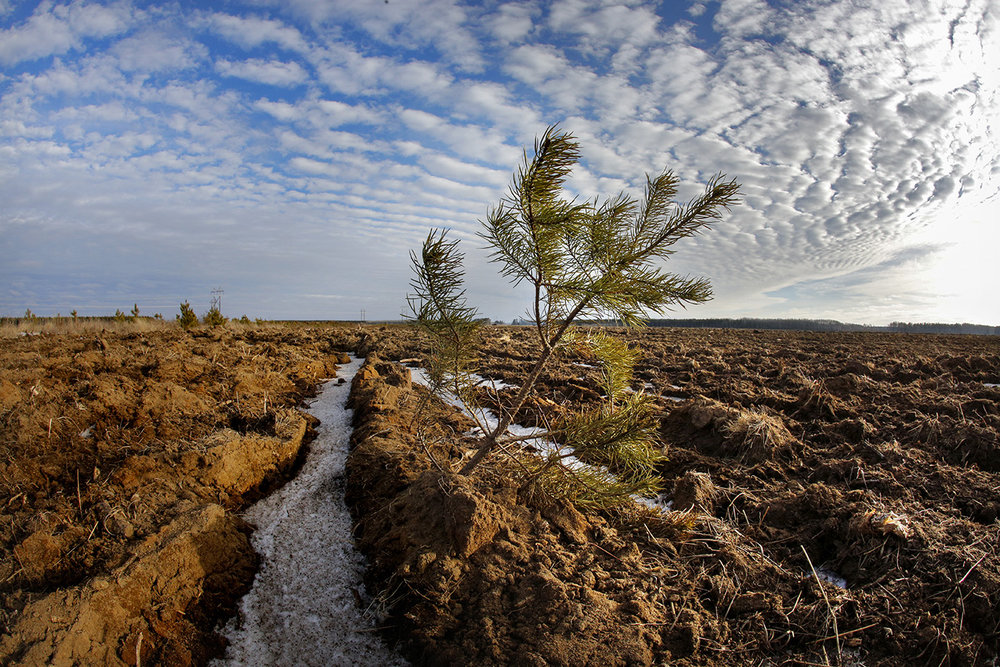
130, 303, 140, 321
481, 126, 739, 333
177, 301, 198, 330
114, 309, 128, 323
23, 308, 34, 320
406, 230, 484, 411
240, 314, 252, 324
583, 331, 640, 406
71, 310, 78, 321
203, 305, 227, 327
408, 125, 739, 509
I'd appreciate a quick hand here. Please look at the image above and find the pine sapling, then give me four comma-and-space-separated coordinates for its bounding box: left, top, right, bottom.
408, 125, 739, 508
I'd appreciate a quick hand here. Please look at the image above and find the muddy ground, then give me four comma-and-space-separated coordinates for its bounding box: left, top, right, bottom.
2, 324, 998, 665
346, 326, 1000, 666
0, 324, 366, 665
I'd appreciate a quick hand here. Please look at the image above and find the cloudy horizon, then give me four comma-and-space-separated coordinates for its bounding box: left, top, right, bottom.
2, 0, 998, 326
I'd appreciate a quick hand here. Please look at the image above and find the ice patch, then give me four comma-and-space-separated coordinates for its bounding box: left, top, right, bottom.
634, 495, 673, 511
481, 376, 518, 391
816, 566, 848, 589
409, 365, 665, 506
409, 366, 552, 452
214, 356, 407, 667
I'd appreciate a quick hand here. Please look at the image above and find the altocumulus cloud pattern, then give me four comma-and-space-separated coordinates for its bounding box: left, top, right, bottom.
1, 0, 997, 324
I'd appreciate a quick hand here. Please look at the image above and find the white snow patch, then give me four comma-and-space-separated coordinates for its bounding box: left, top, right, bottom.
409, 365, 667, 507
409, 366, 549, 449
481, 376, 518, 391
634, 495, 673, 511
214, 356, 407, 667
816, 567, 848, 589
986, 383, 999, 388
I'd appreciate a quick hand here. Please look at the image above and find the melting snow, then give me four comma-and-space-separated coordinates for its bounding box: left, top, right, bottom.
214, 356, 407, 667
816, 567, 848, 589
481, 376, 518, 391
408, 365, 667, 506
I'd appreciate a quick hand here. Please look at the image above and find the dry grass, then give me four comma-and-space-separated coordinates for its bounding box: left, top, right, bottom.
723, 407, 797, 462
0, 316, 271, 338
0, 317, 171, 338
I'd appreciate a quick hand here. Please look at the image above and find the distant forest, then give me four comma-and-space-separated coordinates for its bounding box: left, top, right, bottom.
516, 317, 1000, 336
650, 318, 1000, 335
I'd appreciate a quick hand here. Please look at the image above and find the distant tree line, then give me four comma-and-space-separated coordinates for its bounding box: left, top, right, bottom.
507, 317, 1000, 336
651, 318, 1000, 335
886, 321, 1000, 336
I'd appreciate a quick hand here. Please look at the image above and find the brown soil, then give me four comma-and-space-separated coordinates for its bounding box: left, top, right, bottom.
3, 323, 999, 665
0, 325, 362, 665
348, 326, 1000, 666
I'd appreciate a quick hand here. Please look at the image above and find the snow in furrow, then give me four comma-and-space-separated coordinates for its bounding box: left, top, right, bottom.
407, 365, 671, 509
214, 356, 407, 667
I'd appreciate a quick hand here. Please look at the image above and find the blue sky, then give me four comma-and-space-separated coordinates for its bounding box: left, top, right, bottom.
2, 0, 998, 324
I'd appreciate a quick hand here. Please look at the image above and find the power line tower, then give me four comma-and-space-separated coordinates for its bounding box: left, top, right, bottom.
211, 287, 224, 313
360, 308, 366, 322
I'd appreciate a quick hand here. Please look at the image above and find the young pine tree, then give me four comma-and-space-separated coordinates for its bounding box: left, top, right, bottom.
203, 305, 227, 327
408, 126, 739, 508
177, 301, 198, 330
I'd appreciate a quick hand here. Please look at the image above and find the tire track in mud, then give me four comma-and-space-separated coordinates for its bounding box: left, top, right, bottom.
214, 356, 407, 667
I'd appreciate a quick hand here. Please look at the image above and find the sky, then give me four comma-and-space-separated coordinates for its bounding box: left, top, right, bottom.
1, 0, 998, 325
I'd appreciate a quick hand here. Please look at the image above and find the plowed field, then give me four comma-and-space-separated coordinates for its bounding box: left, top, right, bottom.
2, 324, 998, 665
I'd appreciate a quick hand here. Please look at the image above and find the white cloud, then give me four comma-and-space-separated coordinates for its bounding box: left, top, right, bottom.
15, 55, 137, 98
309, 43, 388, 96
254, 99, 300, 122
378, 60, 453, 94
396, 109, 520, 165
206, 12, 308, 53
215, 58, 308, 86
274, 0, 484, 70
416, 151, 508, 187
548, 0, 662, 53
112, 31, 206, 72
488, 3, 538, 43
0, 1, 133, 65
713, 0, 772, 39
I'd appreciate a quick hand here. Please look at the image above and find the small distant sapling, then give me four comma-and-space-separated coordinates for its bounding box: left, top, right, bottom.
177, 301, 198, 330
408, 125, 740, 508
203, 305, 226, 328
